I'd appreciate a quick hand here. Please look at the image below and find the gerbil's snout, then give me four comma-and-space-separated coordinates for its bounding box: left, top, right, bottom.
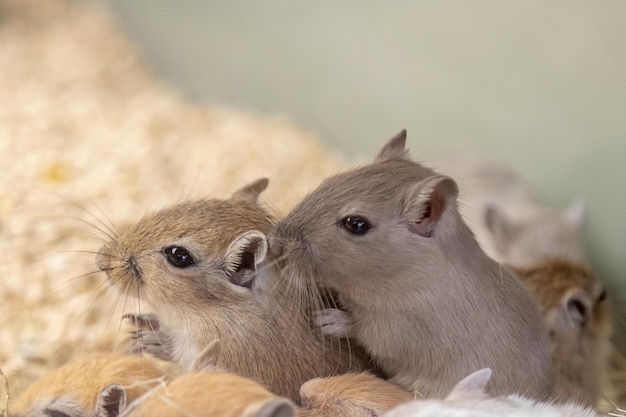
267, 234, 284, 261
267, 232, 307, 265
95, 243, 112, 271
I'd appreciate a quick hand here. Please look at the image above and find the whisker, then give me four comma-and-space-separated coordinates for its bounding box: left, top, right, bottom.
51, 269, 103, 290
88, 197, 120, 237
43, 189, 119, 240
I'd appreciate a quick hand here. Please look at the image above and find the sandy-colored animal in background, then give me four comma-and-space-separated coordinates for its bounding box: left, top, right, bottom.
298, 372, 412, 417
266, 130, 553, 399
512, 257, 611, 407
97, 179, 368, 402
123, 340, 295, 417
9, 353, 175, 417
427, 154, 587, 268
383, 368, 601, 417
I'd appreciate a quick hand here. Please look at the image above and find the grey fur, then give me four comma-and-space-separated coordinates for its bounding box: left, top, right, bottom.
266, 131, 553, 400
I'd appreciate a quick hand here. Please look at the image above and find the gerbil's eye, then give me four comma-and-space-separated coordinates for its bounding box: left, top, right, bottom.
341, 215, 371, 235
163, 246, 195, 268
597, 288, 607, 303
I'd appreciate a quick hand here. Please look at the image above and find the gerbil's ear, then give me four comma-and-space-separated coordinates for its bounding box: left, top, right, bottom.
447, 368, 492, 400
402, 175, 459, 237
242, 398, 296, 417
563, 199, 586, 228
225, 231, 268, 287
560, 288, 592, 329
374, 129, 408, 162
484, 205, 516, 247
95, 384, 127, 417
192, 339, 221, 372
232, 178, 269, 204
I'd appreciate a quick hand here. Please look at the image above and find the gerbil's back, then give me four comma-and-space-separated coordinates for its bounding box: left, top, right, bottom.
10, 353, 174, 417
125, 372, 294, 417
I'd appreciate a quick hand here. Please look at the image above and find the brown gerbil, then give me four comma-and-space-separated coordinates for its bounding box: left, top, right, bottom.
511, 257, 611, 407
265, 131, 553, 399
123, 340, 295, 417
9, 353, 174, 417
96, 179, 368, 403
298, 372, 412, 417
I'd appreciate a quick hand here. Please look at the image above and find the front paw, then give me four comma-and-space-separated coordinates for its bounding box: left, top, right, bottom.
122, 312, 160, 330
313, 308, 352, 339
127, 328, 174, 362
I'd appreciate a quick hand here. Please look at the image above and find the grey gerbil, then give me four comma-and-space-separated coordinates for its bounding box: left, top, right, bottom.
265, 131, 553, 400
96, 178, 368, 403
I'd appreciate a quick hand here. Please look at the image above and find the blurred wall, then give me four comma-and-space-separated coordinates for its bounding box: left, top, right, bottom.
101, 0, 626, 346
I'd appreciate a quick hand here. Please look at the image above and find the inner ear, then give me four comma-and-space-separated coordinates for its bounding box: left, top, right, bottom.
562, 289, 592, 329
225, 231, 268, 287
234, 251, 255, 273
403, 175, 458, 237
96, 384, 127, 417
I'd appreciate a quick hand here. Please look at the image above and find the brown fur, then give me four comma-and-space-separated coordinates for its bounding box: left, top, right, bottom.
266, 131, 553, 399
10, 353, 174, 417
96, 180, 368, 403
512, 258, 612, 407
298, 372, 412, 417
123, 341, 295, 417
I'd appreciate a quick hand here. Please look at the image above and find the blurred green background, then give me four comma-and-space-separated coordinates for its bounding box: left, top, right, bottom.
100, 0, 625, 347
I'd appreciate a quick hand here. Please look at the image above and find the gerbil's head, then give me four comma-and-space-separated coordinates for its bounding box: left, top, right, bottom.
9, 353, 173, 417
268, 131, 461, 299
512, 258, 611, 405
123, 340, 296, 417
96, 178, 274, 310
513, 258, 610, 347
484, 201, 587, 268
300, 372, 411, 417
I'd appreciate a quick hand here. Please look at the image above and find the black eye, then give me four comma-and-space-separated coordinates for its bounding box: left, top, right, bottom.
597, 288, 607, 303
163, 246, 195, 268
341, 216, 371, 235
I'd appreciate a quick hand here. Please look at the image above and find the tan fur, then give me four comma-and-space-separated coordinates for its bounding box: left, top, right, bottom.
10, 353, 174, 417
125, 372, 294, 417
123, 341, 295, 417
512, 258, 612, 406
267, 131, 553, 399
96, 181, 368, 403
298, 372, 412, 417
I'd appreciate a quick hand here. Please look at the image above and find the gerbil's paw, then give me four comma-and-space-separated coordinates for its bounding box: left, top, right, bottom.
123, 312, 161, 330
313, 308, 352, 339
128, 329, 173, 362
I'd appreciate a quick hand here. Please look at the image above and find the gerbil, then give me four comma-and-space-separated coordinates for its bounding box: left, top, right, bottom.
512, 257, 611, 407
383, 368, 601, 417
123, 340, 296, 417
96, 178, 368, 402
427, 153, 587, 268
266, 131, 553, 399
298, 372, 412, 417
9, 353, 174, 417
